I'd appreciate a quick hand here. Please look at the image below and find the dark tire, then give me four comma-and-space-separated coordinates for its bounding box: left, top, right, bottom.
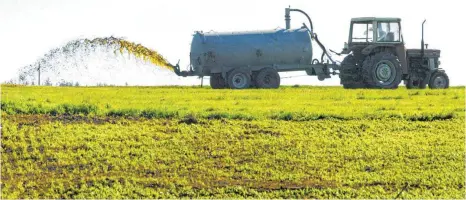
210, 73, 226, 89
428, 71, 449, 89
339, 55, 356, 83
406, 79, 426, 89
250, 71, 259, 88
406, 59, 427, 89
419, 83, 427, 89
339, 55, 365, 89
343, 82, 367, 89
254, 68, 280, 89
227, 69, 251, 89
362, 52, 402, 89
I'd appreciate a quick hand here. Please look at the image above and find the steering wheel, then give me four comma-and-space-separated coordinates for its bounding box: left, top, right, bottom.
378, 30, 387, 41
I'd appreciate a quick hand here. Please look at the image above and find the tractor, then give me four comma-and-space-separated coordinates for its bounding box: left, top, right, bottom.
338, 18, 449, 89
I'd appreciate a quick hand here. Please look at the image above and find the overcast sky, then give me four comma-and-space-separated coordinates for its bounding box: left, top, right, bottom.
0, 0, 464, 86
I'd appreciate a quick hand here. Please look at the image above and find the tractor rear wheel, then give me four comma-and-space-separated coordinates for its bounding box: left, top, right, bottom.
362, 52, 402, 89
428, 71, 449, 89
339, 55, 365, 89
210, 73, 227, 89
227, 69, 251, 89
255, 68, 280, 88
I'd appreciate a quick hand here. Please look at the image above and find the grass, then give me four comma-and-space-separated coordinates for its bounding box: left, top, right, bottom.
1, 85, 465, 198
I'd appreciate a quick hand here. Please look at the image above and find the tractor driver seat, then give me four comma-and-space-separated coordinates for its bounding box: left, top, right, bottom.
385, 32, 395, 42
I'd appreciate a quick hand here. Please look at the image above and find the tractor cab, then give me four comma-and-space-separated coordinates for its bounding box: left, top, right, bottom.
348, 17, 402, 44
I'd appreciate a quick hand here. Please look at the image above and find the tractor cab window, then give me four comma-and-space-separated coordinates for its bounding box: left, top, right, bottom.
352, 23, 373, 43
377, 22, 400, 42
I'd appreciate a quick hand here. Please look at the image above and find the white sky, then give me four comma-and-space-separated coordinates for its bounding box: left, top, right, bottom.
0, 0, 465, 86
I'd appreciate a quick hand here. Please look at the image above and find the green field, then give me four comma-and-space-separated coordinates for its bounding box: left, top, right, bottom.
1, 85, 465, 198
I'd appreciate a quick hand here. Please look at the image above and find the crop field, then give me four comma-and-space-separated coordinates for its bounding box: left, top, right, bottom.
1, 85, 465, 198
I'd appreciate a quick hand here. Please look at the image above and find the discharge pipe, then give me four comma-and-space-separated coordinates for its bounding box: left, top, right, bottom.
169, 60, 193, 77
285, 7, 313, 34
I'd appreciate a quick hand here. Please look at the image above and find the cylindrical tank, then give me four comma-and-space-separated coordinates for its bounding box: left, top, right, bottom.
189, 28, 313, 75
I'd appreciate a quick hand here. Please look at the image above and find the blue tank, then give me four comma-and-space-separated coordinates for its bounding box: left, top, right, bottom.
189, 28, 313, 75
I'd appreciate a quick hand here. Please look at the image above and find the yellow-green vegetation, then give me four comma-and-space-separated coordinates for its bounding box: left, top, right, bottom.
1, 85, 465, 198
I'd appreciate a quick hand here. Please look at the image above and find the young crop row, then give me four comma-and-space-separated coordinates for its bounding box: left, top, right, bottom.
1, 101, 459, 122
1, 86, 464, 121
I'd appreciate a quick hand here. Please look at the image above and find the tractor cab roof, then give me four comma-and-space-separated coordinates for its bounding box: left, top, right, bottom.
351, 17, 401, 22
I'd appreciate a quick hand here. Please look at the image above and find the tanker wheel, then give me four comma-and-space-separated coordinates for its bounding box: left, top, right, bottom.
362, 52, 402, 89
250, 71, 259, 88
227, 69, 251, 89
210, 73, 226, 89
255, 68, 280, 89
428, 71, 449, 89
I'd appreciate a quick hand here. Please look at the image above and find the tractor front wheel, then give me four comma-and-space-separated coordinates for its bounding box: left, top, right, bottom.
428, 71, 449, 89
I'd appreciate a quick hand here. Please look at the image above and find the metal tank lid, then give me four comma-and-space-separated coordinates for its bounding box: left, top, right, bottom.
193, 27, 310, 36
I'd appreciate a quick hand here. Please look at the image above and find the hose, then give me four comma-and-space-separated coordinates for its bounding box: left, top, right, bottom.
289, 8, 334, 64
289, 9, 314, 33
313, 33, 335, 64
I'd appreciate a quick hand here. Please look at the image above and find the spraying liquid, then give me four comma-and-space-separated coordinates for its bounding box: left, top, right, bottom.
14, 36, 175, 85
115, 38, 172, 70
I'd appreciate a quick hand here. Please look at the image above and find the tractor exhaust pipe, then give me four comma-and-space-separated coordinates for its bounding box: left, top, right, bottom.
421, 19, 426, 57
